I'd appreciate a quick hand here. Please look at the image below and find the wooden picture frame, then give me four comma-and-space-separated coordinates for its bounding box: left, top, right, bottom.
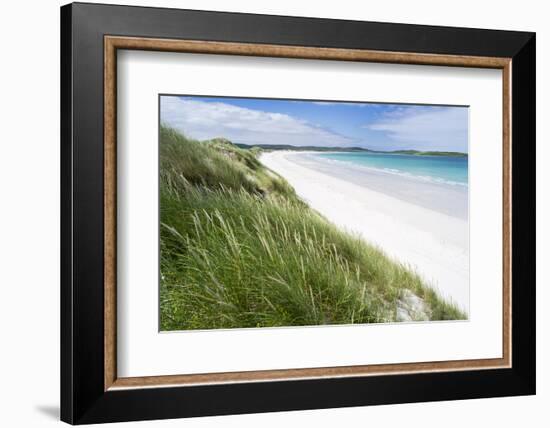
61, 2, 535, 424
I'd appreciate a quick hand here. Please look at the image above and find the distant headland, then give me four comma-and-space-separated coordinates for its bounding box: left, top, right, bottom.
234, 143, 468, 158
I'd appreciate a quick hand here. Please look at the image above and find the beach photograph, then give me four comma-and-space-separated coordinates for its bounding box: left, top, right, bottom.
159, 94, 469, 331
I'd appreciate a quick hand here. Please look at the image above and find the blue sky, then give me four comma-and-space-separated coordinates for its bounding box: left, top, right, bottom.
160, 95, 469, 152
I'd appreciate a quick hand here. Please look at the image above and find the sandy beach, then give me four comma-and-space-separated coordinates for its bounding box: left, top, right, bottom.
260, 151, 469, 313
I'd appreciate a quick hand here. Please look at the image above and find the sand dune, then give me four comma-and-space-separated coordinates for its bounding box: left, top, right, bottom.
260, 151, 469, 313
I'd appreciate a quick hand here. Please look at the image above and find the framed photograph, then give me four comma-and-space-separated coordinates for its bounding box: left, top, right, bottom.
60, 2, 535, 424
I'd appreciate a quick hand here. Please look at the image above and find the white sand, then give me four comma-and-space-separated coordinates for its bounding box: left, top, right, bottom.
260, 151, 469, 313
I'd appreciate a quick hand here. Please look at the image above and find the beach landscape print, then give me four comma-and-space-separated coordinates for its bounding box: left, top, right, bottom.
159, 95, 469, 331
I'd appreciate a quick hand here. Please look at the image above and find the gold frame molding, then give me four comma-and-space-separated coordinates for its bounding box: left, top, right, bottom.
104, 35, 512, 391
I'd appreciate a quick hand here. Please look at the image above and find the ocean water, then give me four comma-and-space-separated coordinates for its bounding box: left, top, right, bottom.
315, 152, 468, 187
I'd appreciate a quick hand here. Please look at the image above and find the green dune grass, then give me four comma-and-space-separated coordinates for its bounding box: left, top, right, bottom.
159, 126, 465, 331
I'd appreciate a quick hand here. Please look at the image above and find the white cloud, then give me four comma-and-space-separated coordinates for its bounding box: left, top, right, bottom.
366, 106, 469, 152
160, 97, 355, 147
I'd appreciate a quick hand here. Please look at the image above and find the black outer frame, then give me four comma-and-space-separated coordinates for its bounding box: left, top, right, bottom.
60, 2, 535, 424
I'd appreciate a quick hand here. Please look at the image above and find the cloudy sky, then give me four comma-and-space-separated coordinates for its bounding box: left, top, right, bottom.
160, 95, 468, 152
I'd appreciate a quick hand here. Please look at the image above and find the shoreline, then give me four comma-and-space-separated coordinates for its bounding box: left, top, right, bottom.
282, 151, 468, 220
260, 150, 469, 313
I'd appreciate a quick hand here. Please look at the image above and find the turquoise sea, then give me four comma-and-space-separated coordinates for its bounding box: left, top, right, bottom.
315, 152, 468, 187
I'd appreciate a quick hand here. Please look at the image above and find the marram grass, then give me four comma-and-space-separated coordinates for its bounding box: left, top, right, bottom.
159, 126, 465, 331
